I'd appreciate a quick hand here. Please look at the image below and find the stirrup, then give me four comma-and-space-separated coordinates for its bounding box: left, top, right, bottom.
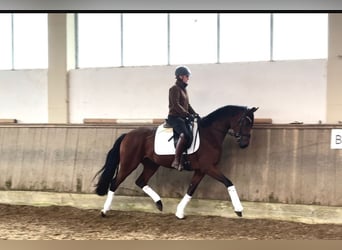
182, 159, 191, 170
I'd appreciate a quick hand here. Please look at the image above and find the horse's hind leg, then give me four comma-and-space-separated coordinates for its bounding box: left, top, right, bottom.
176, 170, 205, 219
135, 159, 162, 211
101, 158, 141, 217
101, 189, 115, 217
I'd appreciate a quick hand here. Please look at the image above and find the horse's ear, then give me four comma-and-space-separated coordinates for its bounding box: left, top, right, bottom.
249, 107, 259, 113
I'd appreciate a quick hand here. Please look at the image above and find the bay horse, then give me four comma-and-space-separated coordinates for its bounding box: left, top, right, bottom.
94, 105, 258, 219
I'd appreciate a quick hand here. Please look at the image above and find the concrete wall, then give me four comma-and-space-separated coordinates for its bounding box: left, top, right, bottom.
0, 60, 327, 124
0, 124, 341, 206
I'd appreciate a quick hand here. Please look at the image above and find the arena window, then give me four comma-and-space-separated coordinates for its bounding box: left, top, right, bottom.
0, 13, 328, 70
0, 13, 48, 70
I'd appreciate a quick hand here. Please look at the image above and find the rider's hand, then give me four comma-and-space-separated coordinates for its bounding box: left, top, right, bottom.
186, 114, 195, 122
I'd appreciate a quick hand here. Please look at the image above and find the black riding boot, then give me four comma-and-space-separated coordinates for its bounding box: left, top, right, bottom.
171, 133, 186, 171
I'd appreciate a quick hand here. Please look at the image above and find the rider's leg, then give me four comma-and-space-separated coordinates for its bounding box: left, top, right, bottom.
171, 133, 187, 171
167, 116, 192, 171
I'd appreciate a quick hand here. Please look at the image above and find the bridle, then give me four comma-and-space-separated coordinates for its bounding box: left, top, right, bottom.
228, 110, 253, 141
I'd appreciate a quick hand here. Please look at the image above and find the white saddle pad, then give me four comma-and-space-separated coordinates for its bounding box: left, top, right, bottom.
154, 121, 200, 155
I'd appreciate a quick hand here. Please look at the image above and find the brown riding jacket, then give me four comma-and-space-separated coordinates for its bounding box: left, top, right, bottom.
168, 80, 196, 118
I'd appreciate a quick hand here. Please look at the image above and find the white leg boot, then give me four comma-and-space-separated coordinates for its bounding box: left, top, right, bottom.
175, 194, 192, 219
142, 185, 161, 203
101, 190, 114, 216
227, 186, 243, 215
142, 185, 163, 211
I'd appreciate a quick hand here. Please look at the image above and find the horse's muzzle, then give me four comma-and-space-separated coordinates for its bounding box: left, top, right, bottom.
238, 135, 250, 148
239, 142, 249, 149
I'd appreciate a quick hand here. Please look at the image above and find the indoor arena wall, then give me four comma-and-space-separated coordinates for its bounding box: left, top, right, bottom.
0, 124, 341, 206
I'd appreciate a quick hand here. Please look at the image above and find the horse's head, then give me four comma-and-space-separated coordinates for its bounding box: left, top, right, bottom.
229, 107, 258, 148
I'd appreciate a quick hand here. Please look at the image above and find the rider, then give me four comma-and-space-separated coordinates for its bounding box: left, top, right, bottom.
168, 66, 199, 171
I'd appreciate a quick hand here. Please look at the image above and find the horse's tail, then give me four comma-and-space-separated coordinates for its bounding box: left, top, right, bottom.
94, 133, 127, 196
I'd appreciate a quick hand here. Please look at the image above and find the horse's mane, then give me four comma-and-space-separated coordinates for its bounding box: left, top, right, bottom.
199, 105, 247, 127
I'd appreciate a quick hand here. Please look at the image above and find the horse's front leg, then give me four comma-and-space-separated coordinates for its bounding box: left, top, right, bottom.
176, 170, 205, 219
205, 166, 243, 217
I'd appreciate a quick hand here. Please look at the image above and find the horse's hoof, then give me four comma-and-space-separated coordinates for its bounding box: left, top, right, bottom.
100, 210, 106, 217
175, 212, 185, 220
176, 215, 185, 220
156, 200, 163, 211
235, 211, 243, 217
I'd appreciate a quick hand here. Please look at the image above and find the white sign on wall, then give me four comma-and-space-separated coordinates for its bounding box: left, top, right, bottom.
331, 129, 342, 149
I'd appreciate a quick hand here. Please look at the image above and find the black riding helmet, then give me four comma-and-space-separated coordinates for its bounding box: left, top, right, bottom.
175, 66, 191, 77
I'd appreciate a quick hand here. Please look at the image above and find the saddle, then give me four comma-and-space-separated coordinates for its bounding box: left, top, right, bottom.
154, 120, 200, 156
